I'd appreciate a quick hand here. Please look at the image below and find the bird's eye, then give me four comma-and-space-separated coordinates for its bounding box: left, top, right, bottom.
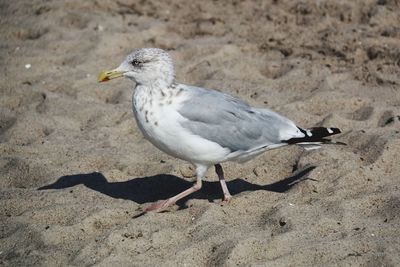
131, 60, 141, 66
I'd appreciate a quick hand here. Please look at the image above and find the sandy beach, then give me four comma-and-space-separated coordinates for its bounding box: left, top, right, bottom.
1, 0, 400, 266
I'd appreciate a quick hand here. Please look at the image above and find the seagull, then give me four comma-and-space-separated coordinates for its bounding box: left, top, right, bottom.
98, 48, 341, 212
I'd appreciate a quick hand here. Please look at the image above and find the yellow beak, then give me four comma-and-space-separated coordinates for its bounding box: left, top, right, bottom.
98, 70, 125, 82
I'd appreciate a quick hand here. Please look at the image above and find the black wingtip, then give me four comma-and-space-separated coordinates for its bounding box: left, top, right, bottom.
330, 127, 341, 134
283, 127, 342, 145
308, 127, 341, 136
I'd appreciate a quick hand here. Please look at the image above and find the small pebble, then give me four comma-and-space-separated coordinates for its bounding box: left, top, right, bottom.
95, 25, 104, 31
25, 64, 31, 69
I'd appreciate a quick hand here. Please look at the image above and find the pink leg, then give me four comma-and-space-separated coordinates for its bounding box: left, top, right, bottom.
215, 164, 232, 202
144, 165, 208, 212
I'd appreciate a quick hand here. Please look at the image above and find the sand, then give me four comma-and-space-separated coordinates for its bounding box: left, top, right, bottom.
1, 0, 400, 266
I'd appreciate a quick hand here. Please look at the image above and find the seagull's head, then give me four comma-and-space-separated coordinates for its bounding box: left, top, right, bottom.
98, 48, 175, 87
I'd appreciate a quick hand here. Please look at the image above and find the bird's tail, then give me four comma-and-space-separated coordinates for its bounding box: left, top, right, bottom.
283, 127, 344, 150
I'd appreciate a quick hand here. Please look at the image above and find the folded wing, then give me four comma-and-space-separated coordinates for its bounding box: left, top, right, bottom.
178, 86, 304, 153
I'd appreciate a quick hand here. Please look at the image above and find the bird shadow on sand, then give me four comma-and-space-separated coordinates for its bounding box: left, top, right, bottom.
38, 166, 315, 210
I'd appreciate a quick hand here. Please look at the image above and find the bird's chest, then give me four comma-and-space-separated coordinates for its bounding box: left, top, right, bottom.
131, 88, 183, 155
132, 91, 161, 136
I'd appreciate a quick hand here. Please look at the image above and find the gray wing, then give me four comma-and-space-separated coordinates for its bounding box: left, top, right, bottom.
178, 86, 299, 152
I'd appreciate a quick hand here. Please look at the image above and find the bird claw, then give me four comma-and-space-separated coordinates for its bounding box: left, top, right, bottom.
144, 199, 174, 213
224, 195, 232, 202
220, 195, 232, 205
